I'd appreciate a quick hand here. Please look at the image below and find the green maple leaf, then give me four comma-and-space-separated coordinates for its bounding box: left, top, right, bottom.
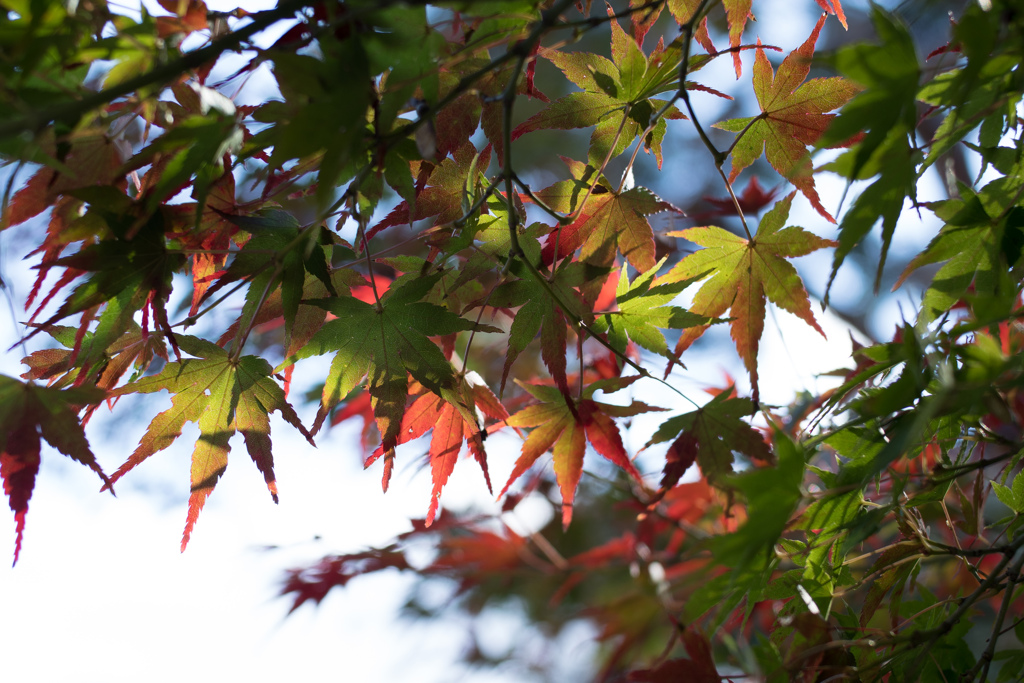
279, 275, 500, 478
824, 131, 916, 297
894, 189, 1021, 322
513, 13, 687, 168
714, 14, 857, 222
487, 257, 592, 396
533, 157, 678, 272
203, 209, 335, 352
992, 472, 1024, 514
591, 259, 712, 360
656, 192, 836, 404
369, 143, 491, 238
645, 390, 772, 483
503, 378, 661, 528
109, 335, 313, 550
0, 376, 110, 564
704, 429, 802, 570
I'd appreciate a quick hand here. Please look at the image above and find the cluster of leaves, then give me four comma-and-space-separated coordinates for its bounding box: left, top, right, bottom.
3, 0, 1024, 680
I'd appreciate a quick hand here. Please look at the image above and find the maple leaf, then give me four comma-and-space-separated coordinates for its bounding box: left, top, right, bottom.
108, 335, 313, 550
364, 375, 510, 526
278, 274, 500, 484
4, 135, 125, 228
663, 1, 717, 56
154, 0, 207, 38
723, 0, 753, 78
689, 176, 780, 222
502, 377, 663, 528
369, 143, 490, 239
161, 171, 241, 317
435, 52, 545, 167
713, 14, 858, 222
24, 211, 186, 366
198, 209, 336, 352
893, 194, 1011, 322
656, 192, 836, 405
627, 628, 722, 682
630, 0, 663, 47
280, 547, 412, 614
20, 322, 169, 423
0, 376, 110, 564
514, 13, 688, 169
487, 256, 593, 396
813, 0, 848, 30
591, 259, 712, 361
645, 390, 772, 482
329, 389, 376, 454
427, 525, 528, 584
532, 157, 678, 272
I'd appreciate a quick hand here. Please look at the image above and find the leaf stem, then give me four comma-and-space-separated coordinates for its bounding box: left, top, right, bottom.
963, 549, 1024, 682
513, 173, 571, 224
674, 0, 753, 239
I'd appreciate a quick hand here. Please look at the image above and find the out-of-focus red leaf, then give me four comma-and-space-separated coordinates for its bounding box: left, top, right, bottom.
627, 628, 721, 682
330, 390, 376, 453
690, 177, 780, 221
570, 532, 636, 569
428, 527, 526, 576
280, 548, 411, 613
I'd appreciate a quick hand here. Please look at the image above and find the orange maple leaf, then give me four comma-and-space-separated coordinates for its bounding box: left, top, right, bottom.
714, 13, 857, 222
502, 378, 662, 528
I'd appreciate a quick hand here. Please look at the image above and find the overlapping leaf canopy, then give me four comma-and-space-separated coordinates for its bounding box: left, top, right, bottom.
6, 0, 1024, 680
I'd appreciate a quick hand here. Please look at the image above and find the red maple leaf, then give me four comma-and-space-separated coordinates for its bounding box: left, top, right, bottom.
0, 377, 111, 564
627, 628, 722, 682
533, 157, 678, 273
690, 177, 780, 222
365, 377, 509, 525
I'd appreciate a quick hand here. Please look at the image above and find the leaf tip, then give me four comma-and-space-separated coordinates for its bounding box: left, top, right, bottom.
381, 450, 394, 493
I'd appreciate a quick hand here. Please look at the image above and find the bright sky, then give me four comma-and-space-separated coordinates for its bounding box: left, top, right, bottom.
0, 1, 940, 681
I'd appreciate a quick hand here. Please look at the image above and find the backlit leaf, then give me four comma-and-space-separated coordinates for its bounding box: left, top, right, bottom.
646, 390, 771, 482
533, 158, 678, 272
592, 260, 711, 360
714, 14, 857, 222
365, 376, 509, 526
504, 379, 656, 528
657, 192, 836, 404
109, 335, 312, 550
279, 276, 499, 488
